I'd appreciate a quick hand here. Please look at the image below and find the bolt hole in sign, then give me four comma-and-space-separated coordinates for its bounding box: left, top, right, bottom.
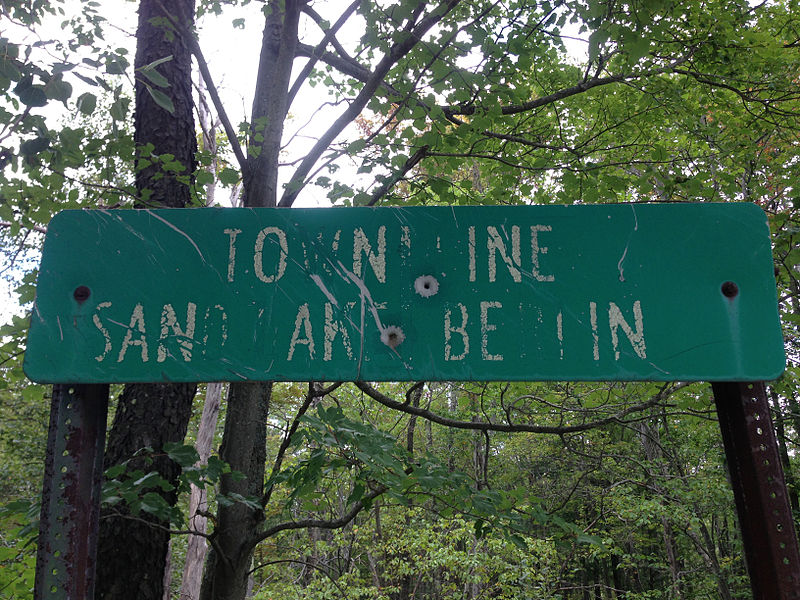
24, 204, 784, 383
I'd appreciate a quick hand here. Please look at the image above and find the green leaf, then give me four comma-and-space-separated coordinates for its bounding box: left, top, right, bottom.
105, 464, 126, 479
20, 136, 49, 157
109, 97, 130, 121
164, 442, 199, 467
74, 72, 99, 87
196, 170, 214, 186
14, 78, 47, 107
139, 491, 170, 516
106, 55, 129, 74
45, 75, 72, 102
218, 167, 240, 185
76, 92, 97, 115
346, 139, 367, 155
144, 55, 173, 69
0, 54, 21, 81
140, 67, 169, 88
346, 482, 365, 506
146, 85, 175, 114
139, 57, 172, 88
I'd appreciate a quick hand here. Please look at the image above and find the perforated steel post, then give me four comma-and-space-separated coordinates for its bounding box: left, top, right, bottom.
34, 384, 109, 600
713, 381, 800, 599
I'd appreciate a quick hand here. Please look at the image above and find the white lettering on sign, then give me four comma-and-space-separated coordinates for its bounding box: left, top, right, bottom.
79, 221, 654, 374
93, 302, 113, 362
287, 303, 315, 360
224, 228, 242, 282
401, 225, 411, 251
480, 301, 503, 360
609, 300, 646, 360
157, 303, 196, 362
556, 311, 564, 359
202, 305, 228, 352
487, 226, 521, 283
254, 227, 288, 283
531, 225, 554, 282
444, 303, 469, 361
468, 226, 477, 282
324, 302, 353, 361
353, 226, 386, 282
91, 302, 227, 365
466, 224, 556, 283
118, 303, 148, 363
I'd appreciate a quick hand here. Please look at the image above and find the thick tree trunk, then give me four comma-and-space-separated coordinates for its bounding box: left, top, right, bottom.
199, 4, 301, 600
132, 0, 197, 208
95, 1, 197, 598
96, 383, 197, 599
199, 382, 271, 600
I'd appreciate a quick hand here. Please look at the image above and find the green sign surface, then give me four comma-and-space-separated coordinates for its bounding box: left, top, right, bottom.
24, 204, 785, 383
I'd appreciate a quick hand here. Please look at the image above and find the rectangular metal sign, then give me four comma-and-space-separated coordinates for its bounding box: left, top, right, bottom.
24, 204, 785, 383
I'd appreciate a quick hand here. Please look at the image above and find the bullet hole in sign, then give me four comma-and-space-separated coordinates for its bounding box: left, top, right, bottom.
414, 275, 439, 298
381, 326, 405, 349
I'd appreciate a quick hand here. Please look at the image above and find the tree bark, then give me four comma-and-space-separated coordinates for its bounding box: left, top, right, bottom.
95, 1, 197, 598
180, 382, 224, 600
199, 382, 271, 600
96, 383, 197, 599
199, 4, 301, 599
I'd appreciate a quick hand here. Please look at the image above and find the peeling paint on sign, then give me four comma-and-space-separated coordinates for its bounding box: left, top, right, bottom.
24, 204, 785, 383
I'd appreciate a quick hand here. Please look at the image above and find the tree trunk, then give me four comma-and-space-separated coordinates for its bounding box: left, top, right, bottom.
180, 382, 224, 600
636, 419, 683, 599
96, 383, 197, 599
199, 3, 301, 599
199, 382, 271, 600
95, 1, 197, 598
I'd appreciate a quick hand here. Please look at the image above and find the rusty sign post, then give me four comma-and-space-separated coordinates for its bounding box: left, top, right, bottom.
34, 384, 108, 600
24, 204, 797, 599
713, 381, 800, 598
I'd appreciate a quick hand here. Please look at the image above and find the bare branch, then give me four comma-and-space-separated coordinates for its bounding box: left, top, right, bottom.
367, 145, 428, 205
0, 221, 47, 235
442, 54, 694, 119
354, 381, 691, 435
291, 2, 363, 108
261, 382, 342, 507
279, 0, 463, 206
253, 484, 386, 545
187, 35, 248, 171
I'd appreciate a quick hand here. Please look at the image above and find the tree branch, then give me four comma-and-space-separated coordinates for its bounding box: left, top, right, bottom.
367, 145, 428, 205
253, 484, 386, 545
0, 221, 47, 235
279, 0, 463, 206
261, 382, 342, 507
442, 54, 694, 119
291, 2, 363, 109
187, 35, 248, 172
354, 381, 689, 435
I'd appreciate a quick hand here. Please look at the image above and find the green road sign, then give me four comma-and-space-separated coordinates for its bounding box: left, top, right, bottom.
24, 204, 785, 383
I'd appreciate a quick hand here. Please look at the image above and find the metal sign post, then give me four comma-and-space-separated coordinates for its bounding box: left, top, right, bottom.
25, 204, 797, 599
713, 381, 800, 598
34, 384, 108, 600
